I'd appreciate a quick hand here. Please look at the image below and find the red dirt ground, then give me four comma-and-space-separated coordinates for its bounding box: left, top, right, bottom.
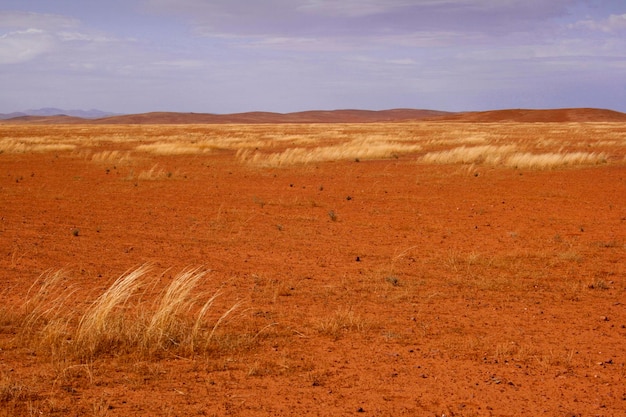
1, 122, 625, 416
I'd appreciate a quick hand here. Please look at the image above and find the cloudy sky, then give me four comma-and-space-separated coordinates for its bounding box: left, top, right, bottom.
1, 0, 625, 114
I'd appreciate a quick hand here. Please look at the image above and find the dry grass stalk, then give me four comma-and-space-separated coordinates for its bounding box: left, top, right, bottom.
144, 268, 206, 352
75, 266, 148, 357
135, 142, 210, 155
21, 270, 76, 338
90, 150, 131, 164
317, 307, 368, 339
0, 139, 75, 154
504, 151, 607, 169
136, 164, 169, 180
2, 123, 624, 169
420, 145, 517, 165
13, 266, 243, 361
239, 138, 422, 167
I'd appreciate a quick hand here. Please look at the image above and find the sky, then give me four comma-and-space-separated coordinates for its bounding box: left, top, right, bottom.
1, 0, 625, 114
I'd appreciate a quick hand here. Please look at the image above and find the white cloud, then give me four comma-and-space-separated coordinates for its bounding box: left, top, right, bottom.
142, 0, 577, 38
296, 0, 418, 17
2, 0, 624, 113
385, 58, 416, 65
57, 31, 121, 42
0, 28, 56, 64
0, 11, 79, 30
571, 13, 626, 33
0, 11, 132, 66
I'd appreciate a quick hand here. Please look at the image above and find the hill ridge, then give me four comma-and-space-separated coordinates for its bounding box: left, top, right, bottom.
1, 108, 625, 124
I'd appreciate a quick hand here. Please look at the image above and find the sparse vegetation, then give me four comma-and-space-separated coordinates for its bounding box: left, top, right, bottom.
1, 119, 625, 415
16, 266, 242, 362
2, 122, 624, 169
317, 307, 368, 339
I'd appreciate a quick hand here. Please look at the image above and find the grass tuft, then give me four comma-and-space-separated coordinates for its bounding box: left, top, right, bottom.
16, 266, 241, 362
317, 307, 368, 339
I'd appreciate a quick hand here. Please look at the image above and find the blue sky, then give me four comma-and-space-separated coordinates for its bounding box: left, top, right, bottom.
1, 0, 625, 114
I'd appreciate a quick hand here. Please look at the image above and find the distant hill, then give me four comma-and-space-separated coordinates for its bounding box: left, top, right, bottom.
0, 108, 119, 120
95, 109, 451, 124
0, 115, 88, 124
432, 108, 626, 123
0, 109, 451, 124
1, 108, 625, 124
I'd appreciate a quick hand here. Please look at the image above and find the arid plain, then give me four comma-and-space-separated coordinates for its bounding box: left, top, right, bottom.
1, 111, 625, 416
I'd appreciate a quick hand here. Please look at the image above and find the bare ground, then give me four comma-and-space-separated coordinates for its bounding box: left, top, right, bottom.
0, 122, 625, 416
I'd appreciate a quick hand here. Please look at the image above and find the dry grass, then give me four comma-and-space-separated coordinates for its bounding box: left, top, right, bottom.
16, 266, 241, 362
89, 149, 132, 164
238, 138, 422, 167
135, 164, 170, 180
317, 307, 369, 339
504, 151, 607, 169
0, 139, 75, 154
420, 145, 517, 165
421, 146, 608, 169
0, 373, 39, 417
135, 142, 211, 155
1, 122, 624, 169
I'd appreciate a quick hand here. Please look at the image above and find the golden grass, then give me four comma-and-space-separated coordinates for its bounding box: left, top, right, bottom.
317, 307, 369, 339
135, 164, 170, 180
420, 146, 608, 169
504, 151, 608, 169
238, 138, 422, 167
420, 145, 517, 165
135, 142, 211, 155
0, 139, 75, 153
17, 266, 241, 362
1, 122, 624, 169
89, 149, 132, 164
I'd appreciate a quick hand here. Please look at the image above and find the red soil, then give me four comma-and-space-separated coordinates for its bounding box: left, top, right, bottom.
1, 126, 625, 416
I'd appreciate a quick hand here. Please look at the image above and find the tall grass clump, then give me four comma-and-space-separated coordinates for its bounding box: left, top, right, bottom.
238, 138, 422, 167
20, 270, 76, 342
504, 151, 608, 169
420, 145, 517, 165
134, 164, 170, 180
75, 266, 148, 358
16, 266, 241, 362
135, 142, 209, 155
0, 139, 76, 154
90, 150, 131, 164
141, 267, 235, 356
